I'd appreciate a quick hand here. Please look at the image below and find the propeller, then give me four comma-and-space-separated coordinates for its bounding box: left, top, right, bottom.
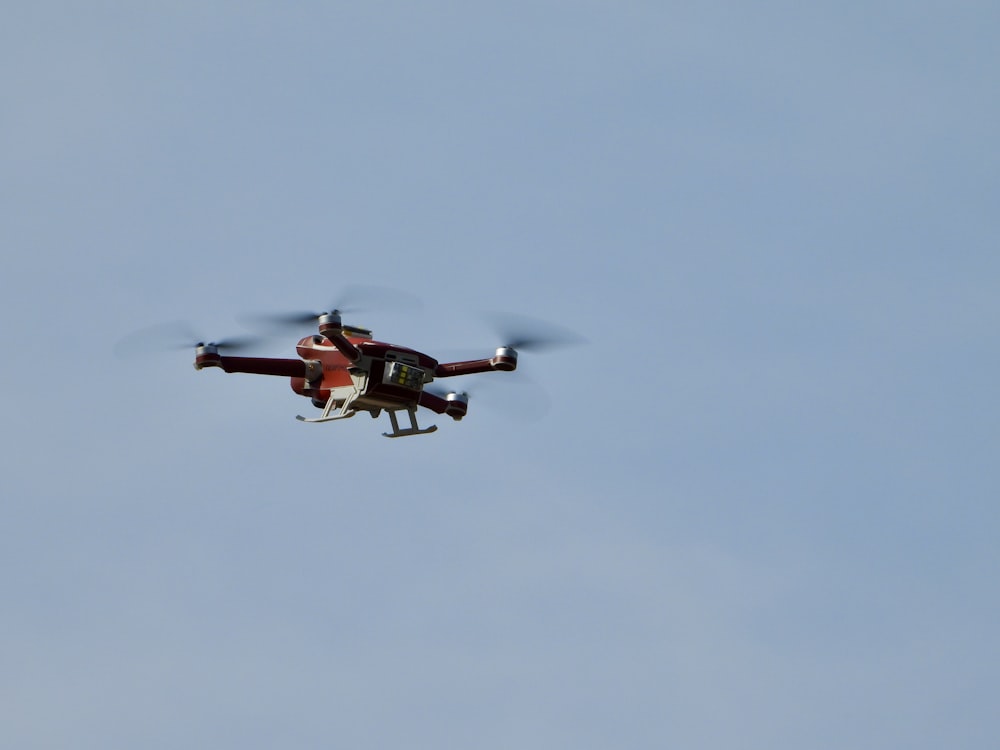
240, 284, 424, 332
482, 312, 587, 352
113, 321, 265, 358
425, 371, 550, 421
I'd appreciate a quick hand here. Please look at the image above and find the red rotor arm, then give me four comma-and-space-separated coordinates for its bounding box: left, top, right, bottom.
317, 312, 362, 363
434, 347, 518, 377
194, 345, 322, 381
418, 389, 469, 420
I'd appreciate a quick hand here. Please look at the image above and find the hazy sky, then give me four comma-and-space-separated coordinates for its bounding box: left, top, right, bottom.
3, 2, 999, 748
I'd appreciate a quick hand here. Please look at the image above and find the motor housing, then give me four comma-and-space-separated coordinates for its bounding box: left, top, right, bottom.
491, 346, 518, 371
444, 391, 469, 420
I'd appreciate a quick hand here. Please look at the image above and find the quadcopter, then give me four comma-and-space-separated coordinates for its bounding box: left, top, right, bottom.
182, 306, 573, 438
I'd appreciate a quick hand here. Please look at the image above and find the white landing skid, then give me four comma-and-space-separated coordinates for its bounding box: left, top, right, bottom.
296, 383, 361, 424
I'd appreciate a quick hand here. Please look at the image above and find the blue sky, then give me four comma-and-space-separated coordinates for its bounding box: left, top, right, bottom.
3, 2, 999, 747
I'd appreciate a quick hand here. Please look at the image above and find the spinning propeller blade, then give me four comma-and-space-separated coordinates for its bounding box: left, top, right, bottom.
483, 312, 587, 352
241, 284, 423, 332
114, 321, 265, 357
194, 336, 260, 352
426, 371, 550, 421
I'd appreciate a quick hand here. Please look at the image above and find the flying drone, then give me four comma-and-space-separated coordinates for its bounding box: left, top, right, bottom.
158, 300, 576, 438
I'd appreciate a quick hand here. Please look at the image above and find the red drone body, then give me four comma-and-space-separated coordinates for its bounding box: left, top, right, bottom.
193, 311, 518, 438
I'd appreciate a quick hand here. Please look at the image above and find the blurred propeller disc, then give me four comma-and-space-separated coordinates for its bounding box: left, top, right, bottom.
426, 371, 550, 422
482, 312, 587, 352
114, 321, 264, 358
240, 284, 424, 333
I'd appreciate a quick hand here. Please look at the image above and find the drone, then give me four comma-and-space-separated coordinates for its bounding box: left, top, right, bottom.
182, 306, 574, 438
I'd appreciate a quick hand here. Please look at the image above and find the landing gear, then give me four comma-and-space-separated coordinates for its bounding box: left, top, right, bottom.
382, 408, 438, 438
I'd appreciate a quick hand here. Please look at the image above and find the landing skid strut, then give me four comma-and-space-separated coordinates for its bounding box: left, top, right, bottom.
296, 384, 360, 423
297, 389, 437, 438
383, 408, 437, 439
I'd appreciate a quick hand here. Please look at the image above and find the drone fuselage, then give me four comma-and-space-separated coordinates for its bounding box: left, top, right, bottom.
292, 332, 441, 412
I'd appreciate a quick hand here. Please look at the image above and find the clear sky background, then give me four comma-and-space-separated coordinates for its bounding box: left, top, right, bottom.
3, 2, 998, 748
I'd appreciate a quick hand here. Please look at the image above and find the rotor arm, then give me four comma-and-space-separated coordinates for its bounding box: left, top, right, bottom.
218, 357, 315, 378
318, 313, 362, 363
434, 347, 517, 378
321, 330, 362, 363
418, 389, 450, 413
434, 358, 498, 377
195, 346, 321, 381
418, 389, 469, 421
